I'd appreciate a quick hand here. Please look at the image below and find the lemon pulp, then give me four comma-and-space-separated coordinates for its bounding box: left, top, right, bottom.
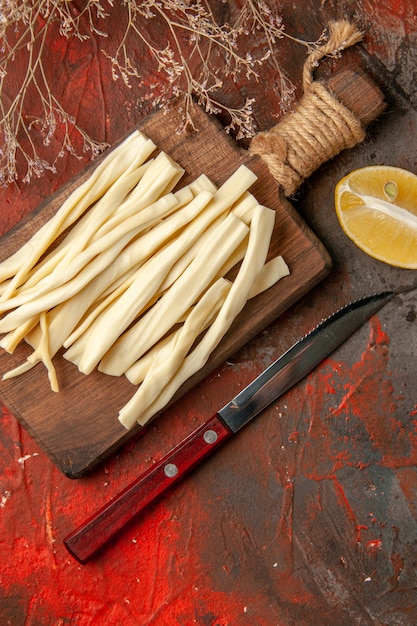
335, 165, 417, 269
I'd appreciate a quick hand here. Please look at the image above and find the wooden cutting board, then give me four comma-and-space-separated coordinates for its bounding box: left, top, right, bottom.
0, 100, 331, 477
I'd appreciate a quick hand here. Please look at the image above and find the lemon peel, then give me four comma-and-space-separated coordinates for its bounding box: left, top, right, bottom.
335, 165, 417, 269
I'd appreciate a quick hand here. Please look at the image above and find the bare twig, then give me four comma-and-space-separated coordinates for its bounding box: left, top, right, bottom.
0, 0, 317, 185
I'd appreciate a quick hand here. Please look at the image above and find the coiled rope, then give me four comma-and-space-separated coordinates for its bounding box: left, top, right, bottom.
250, 20, 366, 196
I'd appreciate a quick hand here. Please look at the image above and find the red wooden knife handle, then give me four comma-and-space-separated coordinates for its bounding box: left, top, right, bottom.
63, 414, 232, 563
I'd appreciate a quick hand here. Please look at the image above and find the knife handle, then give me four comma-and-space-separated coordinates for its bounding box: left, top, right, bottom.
63, 414, 232, 563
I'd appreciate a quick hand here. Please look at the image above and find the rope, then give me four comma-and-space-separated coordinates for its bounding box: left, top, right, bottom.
250, 20, 366, 196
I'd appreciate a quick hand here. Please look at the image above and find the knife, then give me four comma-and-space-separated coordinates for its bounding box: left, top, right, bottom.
64, 290, 394, 563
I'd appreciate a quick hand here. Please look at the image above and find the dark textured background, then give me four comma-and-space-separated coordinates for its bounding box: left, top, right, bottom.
1, 1, 417, 624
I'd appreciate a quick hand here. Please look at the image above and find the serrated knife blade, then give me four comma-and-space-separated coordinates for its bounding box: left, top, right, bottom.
64, 290, 394, 563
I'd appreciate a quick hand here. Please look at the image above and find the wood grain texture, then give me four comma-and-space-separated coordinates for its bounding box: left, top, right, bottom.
325, 68, 386, 127
0, 101, 331, 477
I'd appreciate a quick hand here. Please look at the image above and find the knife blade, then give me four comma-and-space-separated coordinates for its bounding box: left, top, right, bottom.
64, 290, 394, 563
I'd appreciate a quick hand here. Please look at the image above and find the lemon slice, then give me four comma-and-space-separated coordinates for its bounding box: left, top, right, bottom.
335, 165, 417, 269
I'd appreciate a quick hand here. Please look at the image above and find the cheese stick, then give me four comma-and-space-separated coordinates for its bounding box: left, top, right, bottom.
0, 193, 179, 319
64, 191, 216, 373
119, 278, 231, 428
19, 162, 154, 292
0, 131, 155, 297
99, 213, 250, 376
119, 203, 276, 427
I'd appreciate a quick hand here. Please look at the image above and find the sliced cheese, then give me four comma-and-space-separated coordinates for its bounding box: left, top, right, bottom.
119, 278, 231, 428
120, 203, 276, 427
0, 131, 156, 297
20, 162, 153, 292
64, 191, 216, 374
0, 193, 179, 318
99, 213, 250, 376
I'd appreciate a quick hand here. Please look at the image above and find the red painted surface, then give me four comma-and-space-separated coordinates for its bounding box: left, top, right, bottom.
64, 415, 233, 564
1, 312, 415, 623
1, 1, 417, 624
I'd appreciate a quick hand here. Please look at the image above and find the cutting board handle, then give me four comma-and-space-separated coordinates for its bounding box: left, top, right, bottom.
250, 22, 386, 196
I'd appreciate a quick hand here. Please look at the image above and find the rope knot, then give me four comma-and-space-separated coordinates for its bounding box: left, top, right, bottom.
250, 20, 366, 196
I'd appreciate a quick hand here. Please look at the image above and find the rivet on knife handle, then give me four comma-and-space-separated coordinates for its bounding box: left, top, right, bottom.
64, 291, 394, 563
64, 414, 232, 564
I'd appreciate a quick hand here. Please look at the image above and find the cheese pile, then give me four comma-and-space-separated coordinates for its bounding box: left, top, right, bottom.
0, 130, 289, 428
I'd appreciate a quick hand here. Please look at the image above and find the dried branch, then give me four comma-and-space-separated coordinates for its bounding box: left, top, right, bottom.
0, 0, 110, 185
0, 0, 316, 185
